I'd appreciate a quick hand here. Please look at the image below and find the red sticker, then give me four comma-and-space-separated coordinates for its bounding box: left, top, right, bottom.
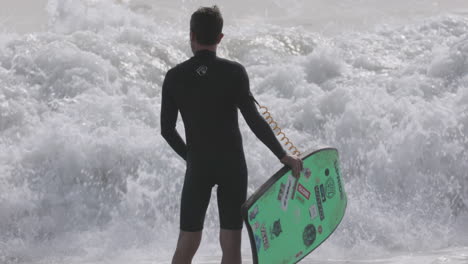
254, 222, 260, 231
297, 184, 311, 200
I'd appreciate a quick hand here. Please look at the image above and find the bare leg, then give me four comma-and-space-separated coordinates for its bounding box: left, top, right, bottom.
220, 228, 242, 264
172, 230, 202, 264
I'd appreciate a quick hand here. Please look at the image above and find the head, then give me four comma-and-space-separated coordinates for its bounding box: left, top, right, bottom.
190, 5, 224, 53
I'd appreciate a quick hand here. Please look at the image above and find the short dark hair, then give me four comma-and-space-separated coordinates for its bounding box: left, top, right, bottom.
190, 6, 223, 45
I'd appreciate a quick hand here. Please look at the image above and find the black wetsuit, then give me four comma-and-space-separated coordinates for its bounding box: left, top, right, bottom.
160, 49, 286, 231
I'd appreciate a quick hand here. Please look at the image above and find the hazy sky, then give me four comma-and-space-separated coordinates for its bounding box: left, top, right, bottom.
0, 0, 48, 33
1, 0, 467, 34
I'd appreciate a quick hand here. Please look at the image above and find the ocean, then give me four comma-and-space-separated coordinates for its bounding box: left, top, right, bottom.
0, 0, 467, 263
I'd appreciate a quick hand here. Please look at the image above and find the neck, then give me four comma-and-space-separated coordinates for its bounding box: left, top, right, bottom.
193, 43, 217, 54
197, 46, 216, 52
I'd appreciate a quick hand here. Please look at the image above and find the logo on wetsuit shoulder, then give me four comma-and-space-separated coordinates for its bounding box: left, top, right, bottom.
196, 65, 208, 76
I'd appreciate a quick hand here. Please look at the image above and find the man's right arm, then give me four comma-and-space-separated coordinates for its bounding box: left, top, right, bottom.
235, 65, 287, 161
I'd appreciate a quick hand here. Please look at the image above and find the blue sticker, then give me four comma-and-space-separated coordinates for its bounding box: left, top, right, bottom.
255, 234, 262, 251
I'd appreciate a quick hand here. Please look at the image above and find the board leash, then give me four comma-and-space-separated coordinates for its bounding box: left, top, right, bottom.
252, 99, 301, 156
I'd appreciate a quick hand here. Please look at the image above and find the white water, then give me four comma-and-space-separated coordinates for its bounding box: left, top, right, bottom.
1, 0, 468, 263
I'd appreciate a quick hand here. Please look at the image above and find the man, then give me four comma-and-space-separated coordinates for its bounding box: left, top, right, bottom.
160, 6, 303, 264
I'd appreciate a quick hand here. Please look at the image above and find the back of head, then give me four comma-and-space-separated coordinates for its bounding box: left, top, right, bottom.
190, 6, 223, 46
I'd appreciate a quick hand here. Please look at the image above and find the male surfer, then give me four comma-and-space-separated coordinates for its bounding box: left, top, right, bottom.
160, 6, 303, 264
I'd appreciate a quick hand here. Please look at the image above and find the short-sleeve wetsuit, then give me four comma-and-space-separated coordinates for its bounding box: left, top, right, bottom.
160, 49, 286, 232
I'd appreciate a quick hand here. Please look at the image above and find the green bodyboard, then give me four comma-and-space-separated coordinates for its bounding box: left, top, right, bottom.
241, 148, 347, 264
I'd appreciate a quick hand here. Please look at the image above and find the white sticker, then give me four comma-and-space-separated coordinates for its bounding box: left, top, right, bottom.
281, 174, 296, 211
309, 204, 318, 220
